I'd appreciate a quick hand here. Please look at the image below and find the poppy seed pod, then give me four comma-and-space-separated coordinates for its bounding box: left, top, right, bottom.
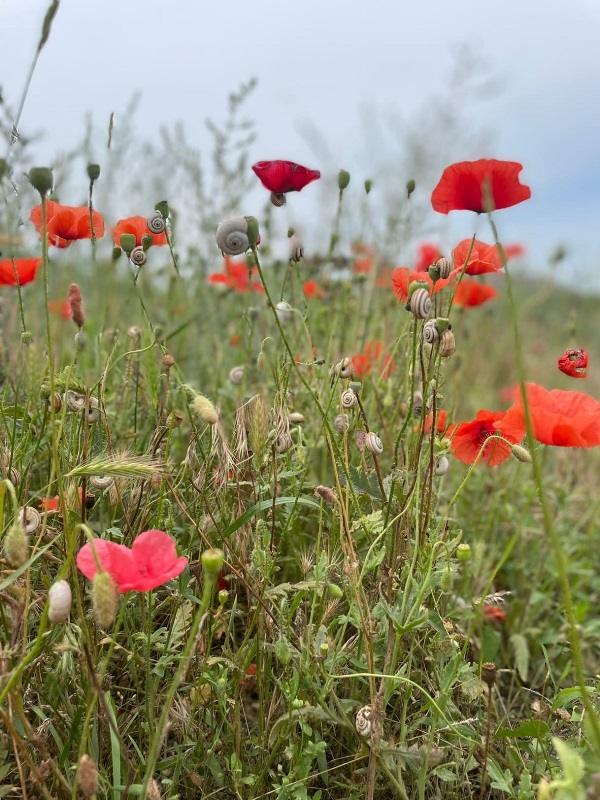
48, 579, 72, 623
27, 167, 54, 197
216, 216, 260, 256
338, 169, 351, 191
147, 209, 166, 235
86, 163, 100, 182
201, 547, 225, 577
364, 179, 372, 194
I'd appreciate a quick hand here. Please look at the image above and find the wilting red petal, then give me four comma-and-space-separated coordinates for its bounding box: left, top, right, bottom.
447, 409, 525, 466
113, 216, 167, 247
392, 267, 450, 303
483, 606, 507, 623
252, 160, 321, 194
431, 159, 531, 214
0, 258, 40, 286
453, 279, 498, 308
414, 243, 443, 272
558, 348, 588, 379
421, 409, 448, 435
452, 239, 504, 276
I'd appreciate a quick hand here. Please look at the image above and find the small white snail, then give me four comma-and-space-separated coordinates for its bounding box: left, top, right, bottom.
48, 579, 72, 623
215, 216, 260, 256
355, 704, 374, 738
439, 329, 456, 358
275, 301, 292, 326
90, 475, 114, 490
18, 506, 41, 534
229, 366, 244, 385
65, 391, 86, 413
408, 288, 431, 319
330, 357, 353, 383
289, 235, 303, 262
412, 391, 424, 417
422, 319, 439, 344
147, 210, 166, 234
289, 411, 305, 424
130, 246, 147, 267
340, 389, 358, 409
334, 413, 349, 433
434, 456, 450, 476
364, 432, 383, 455
436, 257, 452, 279
85, 396, 100, 424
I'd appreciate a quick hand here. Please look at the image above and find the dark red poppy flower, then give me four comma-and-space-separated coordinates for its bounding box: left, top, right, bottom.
303, 279, 324, 299
447, 409, 526, 466
351, 340, 394, 380
113, 216, 167, 247
414, 243, 443, 273
77, 529, 188, 592
558, 348, 588, 379
0, 258, 40, 286
30, 201, 105, 247
431, 159, 531, 214
452, 239, 504, 276
252, 160, 320, 204
453, 279, 498, 309
392, 267, 450, 303
503, 383, 600, 448
208, 256, 264, 293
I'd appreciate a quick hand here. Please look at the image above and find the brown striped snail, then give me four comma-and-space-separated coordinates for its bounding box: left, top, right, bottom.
436, 257, 452, 279
439, 329, 456, 358
408, 287, 431, 319
364, 432, 383, 455
422, 319, 439, 344
271, 192, 286, 207
355, 704, 374, 737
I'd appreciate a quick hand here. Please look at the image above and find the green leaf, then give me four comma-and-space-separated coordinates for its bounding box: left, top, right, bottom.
510, 633, 529, 682
495, 720, 550, 739
220, 496, 321, 540
342, 464, 385, 500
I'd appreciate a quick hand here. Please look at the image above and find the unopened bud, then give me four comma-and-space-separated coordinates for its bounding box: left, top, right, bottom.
77, 754, 98, 797
68, 283, 85, 328
112, 246, 122, 261
201, 547, 225, 576
86, 163, 100, 182
315, 485, 337, 505
155, 200, 170, 219
162, 353, 175, 369
440, 569, 453, 593
4, 522, 28, 566
21, 331, 33, 346
141, 233, 153, 251
406, 179, 416, 198
92, 571, 118, 628
275, 637, 292, 665
327, 582, 343, 599
218, 589, 229, 605
511, 444, 532, 463
364, 179, 372, 194
456, 543, 471, 563
193, 395, 219, 425
119, 233, 136, 255
27, 167, 54, 197
338, 169, 350, 191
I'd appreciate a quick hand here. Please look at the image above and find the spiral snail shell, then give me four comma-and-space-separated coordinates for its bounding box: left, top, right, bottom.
364, 432, 383, 455
18, 506, 41, 534
270, 191, 286, 207
276, 433, 293, 453
435, 257, 451, 279
275, 301, 293, 326
340, 389, 358, 409
439, 329, 456, 358
334, 413, 349, 433
85, 396, 100, 424
412, 390, 424, 417
47, 391, 63, 413
434, 456, 450, 476
65, 391, 86, 413
215, 216, 260, 256
289, 411, 305, 424
147, 210, 166, 234
48, 579, 72, 623
408, 287, 431, 319
330, 357, 353, 383
422, 319, 439, 344
355, 704, 374, 738
229, 366, 245, 385
90, 475, 114, 490
130, 246, 147, 267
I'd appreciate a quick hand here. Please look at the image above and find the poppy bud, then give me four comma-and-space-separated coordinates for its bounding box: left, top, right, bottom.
406, 179, 416, 198
119, 233, 136, 255
86, 163, 101, 181
21, 331, 33, 346
218, 589, 229, 605
0, 158, 9, 179
338, 170, 350, 191
141, 233, 154, 251
327, 582, 343, 599
27, 167, 54, 197
155, 200, 170, 219
77, 754, 98, 798
68, 283, 85, 328
92, 571, 118, 628
287, 228, 295, 238
364, 179, 372, 194
440, 569, 453, 593
193, 395, 219, 425
201, 547, 225, 577
456, 543, 471, 563
4, 522, 28, 566
275, 637, 292, 664
511, 444, 532, 463
112, 246, 122, 261
435, 317, 451, 332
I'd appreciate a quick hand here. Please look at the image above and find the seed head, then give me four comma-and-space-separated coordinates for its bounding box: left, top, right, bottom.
92, 571, 118, 628
77, 754, 98, 797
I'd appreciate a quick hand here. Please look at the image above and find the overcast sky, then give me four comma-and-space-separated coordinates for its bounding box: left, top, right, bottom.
2, 0, 600, 285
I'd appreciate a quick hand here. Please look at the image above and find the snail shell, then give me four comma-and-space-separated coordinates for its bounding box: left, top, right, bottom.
408, 288, 431, 319
147, 210, 166, 234
19, 506, 41, 534
128, 326, 141, 339
412, 391, 423, 417
276, 433, 293, 453
85, 396, 100, 424
229, 366, 244, 385
275, 301, 292, 326
5, 467, 21, 487
436, 257, 451, 279
90, 475, 114, 490
270, 192, 286, 207
65, 391, 86, 413
289, 411, 304, 424
47, 392, 62, 413
48, 579, 72, 623
422, 319, 439, 344
216, 217, 251, 256
355, 704, 374, 738
439, 329, 456, 358
130, 246, 147, 267
434, 456, 450, 476
334, 413, 349, 433
340, 389, 358, 409
330, 357, 353, 382
365, 432, 383, 455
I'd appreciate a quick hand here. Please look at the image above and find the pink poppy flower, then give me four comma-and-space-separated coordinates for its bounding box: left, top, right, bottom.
77, 529, 188, 592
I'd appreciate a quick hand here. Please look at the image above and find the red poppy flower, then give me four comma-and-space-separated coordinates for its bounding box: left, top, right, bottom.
48, 298, 71, 319
351, 340, 394, 380
483, 605, 507, 623
39, 487, 85, 513
208, 256, 264, 293
503, 243, 525, 260
503, 384, 600, 448
0, 258, 40, 286
30, 201, 105, 247
452, 239, 504, 276
421, 409, 447, 435
414, 243, 443, 273
77, 529, 188, 592
558, 348, 588, 379
113, 216, 168, 247
431, 159, 531, 214
303, 279, 324, 299
392, 267, 450, 303
453, 279, 498, 308
230, 332, 241, 346
252, 160, 320, 195
447, 409, 526, 466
